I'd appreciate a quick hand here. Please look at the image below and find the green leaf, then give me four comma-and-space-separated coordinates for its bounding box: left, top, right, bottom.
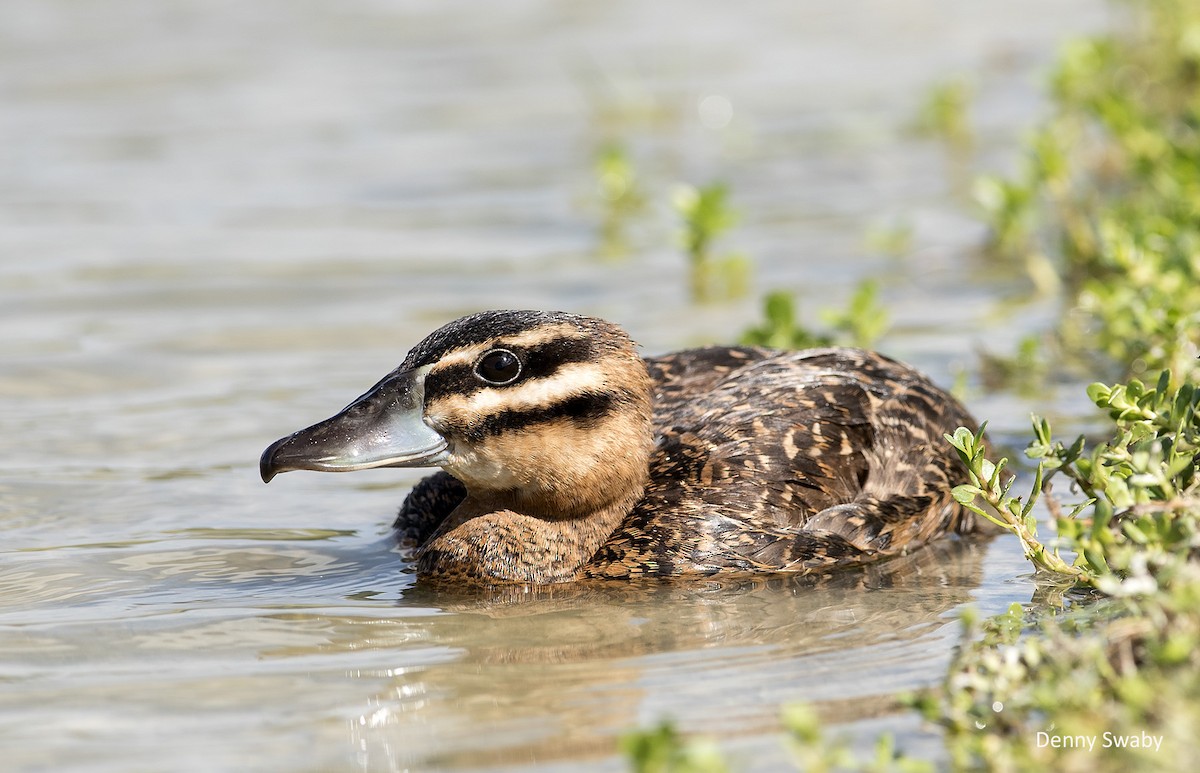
952, 485, 981, 504
1087, 382, 1112, 405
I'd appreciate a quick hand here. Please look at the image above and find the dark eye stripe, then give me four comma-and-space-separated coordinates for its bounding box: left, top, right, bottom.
470, 391, 620, 439
423, 364, 478, 404
424, 336, 595, 402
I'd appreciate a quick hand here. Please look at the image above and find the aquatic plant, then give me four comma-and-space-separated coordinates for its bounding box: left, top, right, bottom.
946, 423, 1088, 582
622, 721, 728, 773
818, 280, 889, 350
624, 364, 1200, 772
933, 355, 1200, 769
908, 585, 1200, 772
976, 0, 1200, 384
739, 291, 832, 350
950, 370, 1200, 589
622, 707, 933, 773
622, 374, 1200, 773
935, 17, 1200, 765
593, 142, 648, 258
740, 281, 889, 351
672, 181, 751, 302
913, 78, 973, 149
783, 704, 932, 773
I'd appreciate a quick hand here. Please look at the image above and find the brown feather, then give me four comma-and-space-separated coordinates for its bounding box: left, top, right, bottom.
392, 330, 987, 583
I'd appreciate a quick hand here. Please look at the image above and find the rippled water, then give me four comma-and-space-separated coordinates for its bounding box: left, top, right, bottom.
2, 1, 1109, 770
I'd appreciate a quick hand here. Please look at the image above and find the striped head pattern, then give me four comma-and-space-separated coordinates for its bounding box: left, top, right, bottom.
410, 311, 654, 514
260, 310, 656, 519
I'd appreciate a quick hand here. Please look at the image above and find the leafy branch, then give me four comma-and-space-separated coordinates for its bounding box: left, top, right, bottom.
947, 369, 1200, 592
945, 424, 1090, 582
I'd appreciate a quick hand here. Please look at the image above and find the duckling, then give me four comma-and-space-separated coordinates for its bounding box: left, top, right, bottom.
260, 310, 986, 585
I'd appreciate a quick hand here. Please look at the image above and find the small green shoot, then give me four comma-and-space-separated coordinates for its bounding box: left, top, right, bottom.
621, 722, 729, 773
818, 279, 889, 349
593, 142, 648, 258
914, 78, 974, 148
673, 182, 751, 302
945, 424, 1088, 581
741, 281, 889, 351
740, 291, 832, 350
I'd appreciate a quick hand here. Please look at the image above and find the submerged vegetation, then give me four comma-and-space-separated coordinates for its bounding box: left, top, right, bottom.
621, 0, 1200, 770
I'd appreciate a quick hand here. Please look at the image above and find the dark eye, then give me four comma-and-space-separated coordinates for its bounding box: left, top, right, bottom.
474, 349, 521, 385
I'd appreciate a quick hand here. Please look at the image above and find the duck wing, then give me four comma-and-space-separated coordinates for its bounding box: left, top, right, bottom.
585, 347, 984, 578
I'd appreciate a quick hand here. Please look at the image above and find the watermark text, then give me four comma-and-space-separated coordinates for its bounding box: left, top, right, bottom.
1035, 731, 1163, 753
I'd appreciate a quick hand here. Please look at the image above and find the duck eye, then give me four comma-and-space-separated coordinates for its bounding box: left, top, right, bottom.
474, 349, 522, 385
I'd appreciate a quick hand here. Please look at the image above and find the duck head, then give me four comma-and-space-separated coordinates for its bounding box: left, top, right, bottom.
260, 310, 655, 518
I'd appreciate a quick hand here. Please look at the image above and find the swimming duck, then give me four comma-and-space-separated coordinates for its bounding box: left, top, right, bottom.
260, 310, 985, 585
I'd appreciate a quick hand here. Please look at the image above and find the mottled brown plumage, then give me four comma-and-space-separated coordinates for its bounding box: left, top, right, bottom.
261, 310, 986, 585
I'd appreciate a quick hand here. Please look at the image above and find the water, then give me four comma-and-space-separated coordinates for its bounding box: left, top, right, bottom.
1, 1, 1110, 770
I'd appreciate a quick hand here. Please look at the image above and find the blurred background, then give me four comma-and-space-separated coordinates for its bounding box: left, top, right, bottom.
0, 1, 1109, 771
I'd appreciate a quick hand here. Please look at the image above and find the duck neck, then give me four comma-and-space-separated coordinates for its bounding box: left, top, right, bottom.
420, 349, 657, 584
415, 482, 646, 584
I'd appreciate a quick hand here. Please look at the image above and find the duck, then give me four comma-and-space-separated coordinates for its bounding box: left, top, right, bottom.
260, 309, 987, 585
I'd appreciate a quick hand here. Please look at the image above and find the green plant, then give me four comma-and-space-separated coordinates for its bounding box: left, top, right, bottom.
783, 704, 932, 773
977, 0, 1200, 385
913, 78, 974, 148
673, 182, 751, 302
593, 142, 648, 258
621, 707, 935, 773
740, 291, 833, 350
922, 363, 1200, 770
624, 4, 1200, 770
741, 281, 889, 351
621, 722, 728, 773
949, 368, 1200, 590
946, 423, 1089, 582
819, 280, 889, 349
908, 586, 1200, 772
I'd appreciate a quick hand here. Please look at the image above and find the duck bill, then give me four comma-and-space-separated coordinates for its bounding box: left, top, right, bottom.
260, 365, 449, 483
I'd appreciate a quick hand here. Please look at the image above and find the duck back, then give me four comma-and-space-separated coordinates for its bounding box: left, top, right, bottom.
582, 347, 984, 578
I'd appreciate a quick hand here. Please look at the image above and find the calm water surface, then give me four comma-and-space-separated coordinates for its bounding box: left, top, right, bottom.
1, 1, 1109, 770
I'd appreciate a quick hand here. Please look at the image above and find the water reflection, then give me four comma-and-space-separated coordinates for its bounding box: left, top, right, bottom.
335, 537, 991, 770
0, 512, 994, 771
